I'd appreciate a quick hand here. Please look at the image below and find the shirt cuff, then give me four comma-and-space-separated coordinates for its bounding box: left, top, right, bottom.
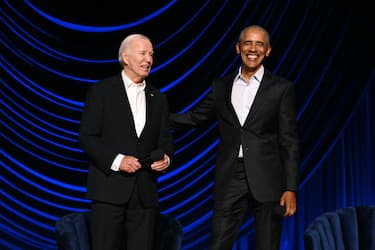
111, 154, 125, 171
166, 155, 170, 167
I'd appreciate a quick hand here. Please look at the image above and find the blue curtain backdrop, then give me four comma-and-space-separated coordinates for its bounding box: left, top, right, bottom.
1, 1, 374, 249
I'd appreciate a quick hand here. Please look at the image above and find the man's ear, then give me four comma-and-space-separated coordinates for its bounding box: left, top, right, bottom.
265, 47, 272, 57
121, 53, 129, 65
235, 44, 240, 54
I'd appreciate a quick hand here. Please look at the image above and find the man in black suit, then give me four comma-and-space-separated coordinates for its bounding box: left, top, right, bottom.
170, 25, 300, 250
79, 34, 174, 250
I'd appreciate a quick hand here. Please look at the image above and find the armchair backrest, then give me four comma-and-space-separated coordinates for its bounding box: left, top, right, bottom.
304, 205, 375, 250
55, 212, 183, 250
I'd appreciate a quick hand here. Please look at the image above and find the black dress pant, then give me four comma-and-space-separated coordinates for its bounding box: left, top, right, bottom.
91, 183, 156, 250
210, 159, 283, 250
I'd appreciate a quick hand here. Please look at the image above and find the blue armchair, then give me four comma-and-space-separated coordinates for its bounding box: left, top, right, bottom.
304, 205, 375, 250
55, 212, 183, 250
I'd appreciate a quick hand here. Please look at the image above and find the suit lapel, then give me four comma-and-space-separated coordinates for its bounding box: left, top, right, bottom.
115, 74, 138, 137
223, 73, 242, 127
139, 86, 155, 138
243, 69, 273, 126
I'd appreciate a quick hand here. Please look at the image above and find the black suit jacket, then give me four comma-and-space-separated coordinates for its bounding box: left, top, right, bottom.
79, 73, 174, 207
171, 68, 300, 202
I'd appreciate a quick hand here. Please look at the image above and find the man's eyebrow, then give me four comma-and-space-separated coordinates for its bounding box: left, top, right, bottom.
241, 40, 264, 44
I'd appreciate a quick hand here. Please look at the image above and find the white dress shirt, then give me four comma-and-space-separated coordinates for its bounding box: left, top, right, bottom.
124, 76, 146, 138
231, 65, 264, 158
111, 71, 146, 171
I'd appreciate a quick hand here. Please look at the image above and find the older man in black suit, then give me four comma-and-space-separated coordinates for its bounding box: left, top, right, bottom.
79, 34, 174, 250
170, 25, 300, 250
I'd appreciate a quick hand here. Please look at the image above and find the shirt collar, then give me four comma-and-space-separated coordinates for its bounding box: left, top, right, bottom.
121, 71, 146, 90
235, 65, 264, 83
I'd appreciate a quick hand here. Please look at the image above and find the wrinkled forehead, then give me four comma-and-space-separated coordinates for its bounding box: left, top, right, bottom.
129, 37, 153, 50
239, 30, 271, 49
240, 28, 268, 42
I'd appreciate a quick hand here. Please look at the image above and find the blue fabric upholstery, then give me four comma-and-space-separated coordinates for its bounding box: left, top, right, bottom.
55, 212, 91, 250
55, 212, 183, 250
304, 205, 375, 250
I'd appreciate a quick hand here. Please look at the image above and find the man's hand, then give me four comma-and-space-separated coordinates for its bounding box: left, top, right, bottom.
119, 155, 142, 173
150, 154, 170, 172
280, 191, 297, 216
